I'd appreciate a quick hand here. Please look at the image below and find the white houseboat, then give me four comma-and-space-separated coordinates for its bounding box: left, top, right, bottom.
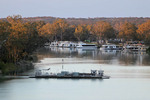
76, 42, 97, 48
124, 44, 148, 52
100, 44, 123, 50
123, 41, 148, 52
50, 41, 59, 47
50, 41, 97, 48
50, 41, 77, 48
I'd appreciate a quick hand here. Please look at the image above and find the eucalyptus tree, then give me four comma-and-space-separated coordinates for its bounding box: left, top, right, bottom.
137, 20, 150, 43
92, 21, 115, 45
118, 22, 137, 41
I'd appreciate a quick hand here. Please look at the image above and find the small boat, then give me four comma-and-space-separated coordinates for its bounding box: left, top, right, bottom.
30, 69, 110, 79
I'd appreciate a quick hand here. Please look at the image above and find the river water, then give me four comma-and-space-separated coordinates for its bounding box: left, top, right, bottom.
1, 47, 150, 100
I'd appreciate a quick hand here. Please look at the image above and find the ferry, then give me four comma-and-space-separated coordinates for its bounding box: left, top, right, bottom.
30, 69, 110, 79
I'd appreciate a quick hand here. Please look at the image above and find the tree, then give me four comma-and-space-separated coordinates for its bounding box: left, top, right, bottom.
23, 22, 44, 54
38, 19, 69, 42
1, 15, 46, 63
39, 23, 55, 41
52, 19, 68, 41
0, 21, 10, 42
74, 25, 84, 41
7, 15, 22, 24
113, 22, 123, 38
63, 26, 77, 41
5, 15, 28, 62
137, 20, 150, 42
35, 21, 46, 35
86, 25, 96, 42
118, 22, 137, 41
92, 21, 115, 44
74, 24, 91, 41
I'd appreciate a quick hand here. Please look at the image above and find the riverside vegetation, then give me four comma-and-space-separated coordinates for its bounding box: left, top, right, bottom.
0, 15, 150, 75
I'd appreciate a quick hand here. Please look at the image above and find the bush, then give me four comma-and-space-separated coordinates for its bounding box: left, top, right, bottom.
0, 62, 17, 75
146, 47, 150, 54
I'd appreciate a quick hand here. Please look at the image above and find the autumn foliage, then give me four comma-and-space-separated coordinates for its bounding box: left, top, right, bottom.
118, 22, 137, 41
0, 15, 46, 63
1, 15, 150, 64
137, 20, 150, 42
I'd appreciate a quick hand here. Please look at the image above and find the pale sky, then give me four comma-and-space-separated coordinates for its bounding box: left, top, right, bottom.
0, 0, 150, 18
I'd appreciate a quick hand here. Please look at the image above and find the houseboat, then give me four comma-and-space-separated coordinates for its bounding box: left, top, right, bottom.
76, 42, 97, 48
100, 44, 123, 50
123, 41, 148, 52
50, 41, 77, 48
30, 69, 110, 79
50, 41, 59, 47
124, 45, 148, 52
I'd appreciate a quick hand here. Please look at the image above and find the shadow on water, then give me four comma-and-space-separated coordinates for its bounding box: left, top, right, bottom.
34, 78, 104, 82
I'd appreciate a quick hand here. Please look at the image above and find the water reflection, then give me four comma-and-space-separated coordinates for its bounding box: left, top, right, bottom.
35, 47, 150, 66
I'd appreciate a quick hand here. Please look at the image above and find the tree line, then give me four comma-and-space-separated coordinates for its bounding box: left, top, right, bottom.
21, 16, 150, 26
0, 15, 150, 65
39, 17, 150, 44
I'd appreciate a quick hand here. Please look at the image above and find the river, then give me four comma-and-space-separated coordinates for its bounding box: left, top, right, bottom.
0, 47, 150, 100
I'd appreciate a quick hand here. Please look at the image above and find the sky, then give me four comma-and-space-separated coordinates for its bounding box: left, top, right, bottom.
0, 0, 150, 18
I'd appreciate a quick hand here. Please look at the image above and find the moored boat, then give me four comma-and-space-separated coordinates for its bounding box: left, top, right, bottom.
100, 44, 123, 50
124, 44, 148, 52
123, 41, 148, 52
76, 42, 97, 48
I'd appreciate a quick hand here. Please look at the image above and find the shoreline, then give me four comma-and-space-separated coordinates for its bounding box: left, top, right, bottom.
0, 54, 38, 76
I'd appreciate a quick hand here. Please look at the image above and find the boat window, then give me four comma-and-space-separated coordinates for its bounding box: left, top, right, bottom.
110, 46, 113, 48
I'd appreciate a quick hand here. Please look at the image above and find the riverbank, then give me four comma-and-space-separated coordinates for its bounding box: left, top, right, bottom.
146, 47, 150, 54
0, 61, 33, 75
0, 55, 37, 82
0, 75, 29, 82
0, 55, 37, 76
0, 77, 7, 82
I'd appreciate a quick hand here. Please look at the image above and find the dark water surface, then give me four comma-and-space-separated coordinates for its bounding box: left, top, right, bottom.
1, 47, 150, 100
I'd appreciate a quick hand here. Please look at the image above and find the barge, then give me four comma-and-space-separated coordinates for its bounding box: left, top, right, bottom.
30, 69, 110, 79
